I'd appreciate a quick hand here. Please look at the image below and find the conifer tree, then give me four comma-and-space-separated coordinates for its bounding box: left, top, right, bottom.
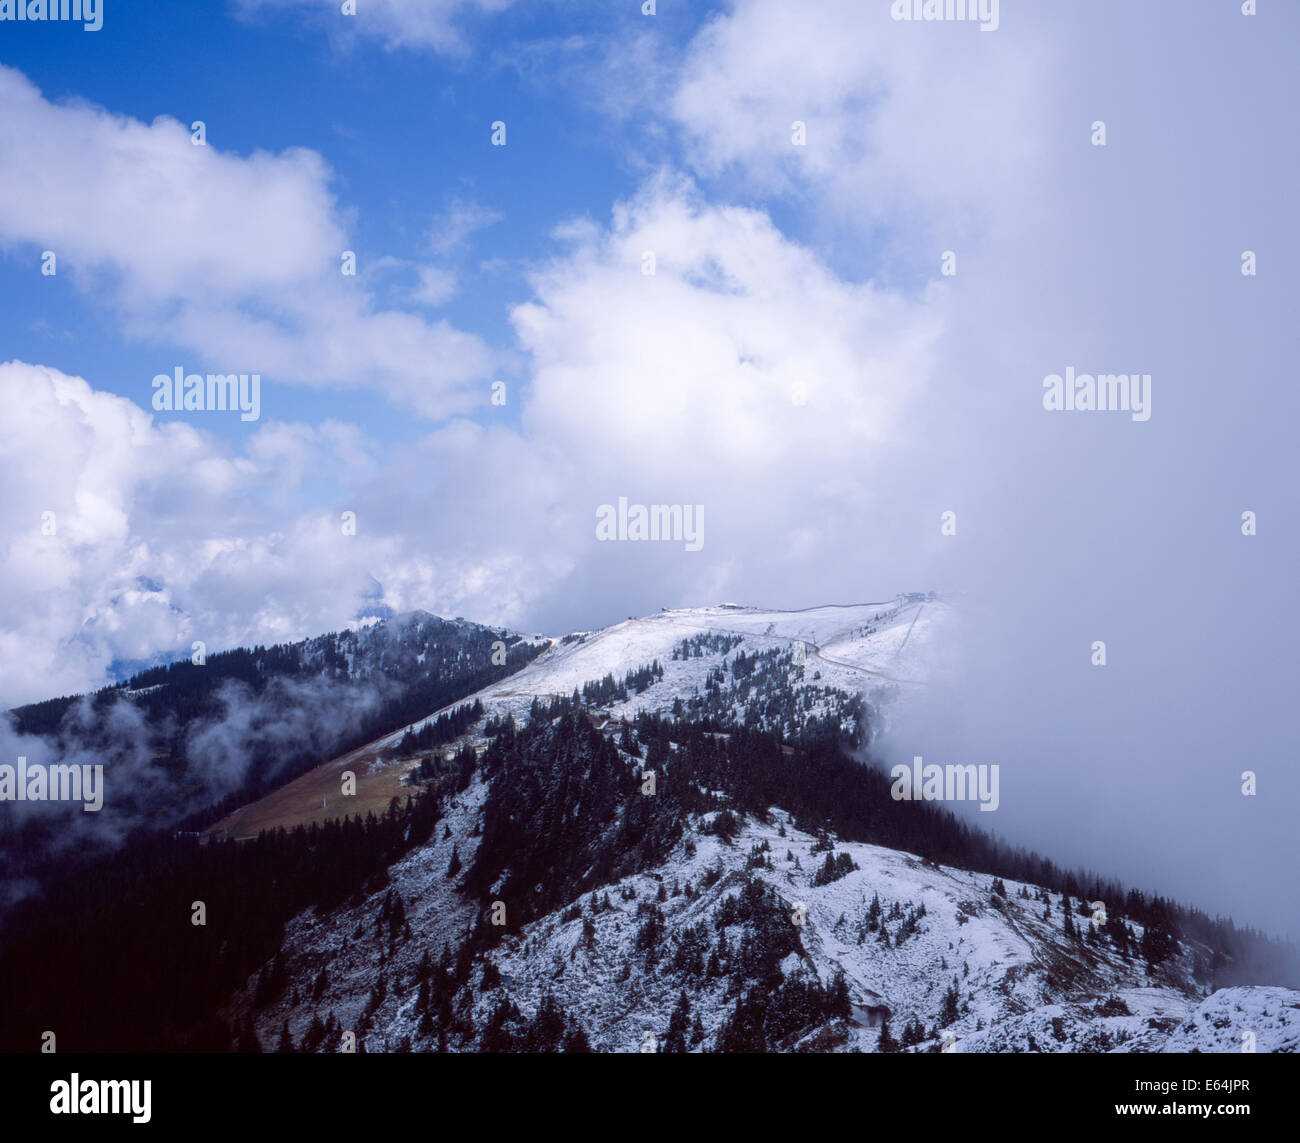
664, 989, 692, 1052
563, 1024, 592, 1053
877, 1015, 898, 1053
941, 979, 961, 1027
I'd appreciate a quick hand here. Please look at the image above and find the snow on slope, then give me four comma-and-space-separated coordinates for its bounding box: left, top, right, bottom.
1155, 988, 1300, 1053
249, 797, 1295, 1054
467, 809, 1230, 1055
367, 595, 955, 757
229, 597, 1298, 1054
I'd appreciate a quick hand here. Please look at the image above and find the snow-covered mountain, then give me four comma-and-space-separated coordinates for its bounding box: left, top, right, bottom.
216, 596, 1298, 1054
247, 789, 1299, 1054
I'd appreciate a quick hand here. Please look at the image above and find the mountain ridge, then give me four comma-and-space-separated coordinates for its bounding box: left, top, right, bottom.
3, 595, 1295, 1053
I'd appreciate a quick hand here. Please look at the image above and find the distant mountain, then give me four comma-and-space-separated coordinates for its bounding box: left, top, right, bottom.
12, 609, 546, 745
0, 611, 548, 910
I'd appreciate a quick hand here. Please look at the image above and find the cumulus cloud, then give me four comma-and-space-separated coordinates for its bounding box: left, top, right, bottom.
496, 173, 947, 625
0, 66, 496, 417
517, 174, 937, 466
0, 360, 382, 702
669, 0, 1048, 260
0, 357, 574, 704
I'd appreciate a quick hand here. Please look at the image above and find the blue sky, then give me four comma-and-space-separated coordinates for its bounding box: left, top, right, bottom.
1, 0, 886, 454
0, 0, 715, 446
1, 0, 1298, 939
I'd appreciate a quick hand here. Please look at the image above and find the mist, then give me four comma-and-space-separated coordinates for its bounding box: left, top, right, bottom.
0, 671, 394, 919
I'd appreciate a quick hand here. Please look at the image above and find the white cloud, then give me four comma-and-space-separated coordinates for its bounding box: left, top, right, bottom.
669, 0, 1048, 259
427, 197, 503, 255
656, 0, 1300, 942
405, 174, 949, 625
409, 265, 460, 307
0, 66, 496, 418
0, 360, 381, 702
513, 173, 939, 482
0, 357, 581, 704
